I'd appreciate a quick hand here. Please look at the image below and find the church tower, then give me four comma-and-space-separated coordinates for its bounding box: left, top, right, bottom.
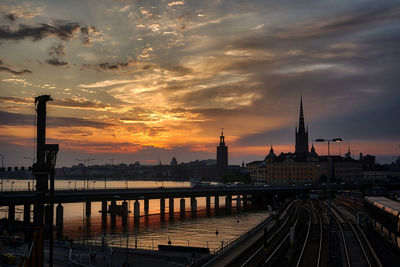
217, 129, 228, 176
295, 96, 309, 156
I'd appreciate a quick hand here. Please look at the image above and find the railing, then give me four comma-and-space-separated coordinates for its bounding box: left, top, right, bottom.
191, 199, 295, 266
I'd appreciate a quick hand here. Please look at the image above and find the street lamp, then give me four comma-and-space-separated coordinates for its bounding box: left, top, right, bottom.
0, 154, 4, 192
314, 138, 342, 221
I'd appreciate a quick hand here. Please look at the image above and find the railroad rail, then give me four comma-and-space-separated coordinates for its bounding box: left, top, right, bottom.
234, 200, 300, 267
295, 200, 323, 267
331, 202, 382, 267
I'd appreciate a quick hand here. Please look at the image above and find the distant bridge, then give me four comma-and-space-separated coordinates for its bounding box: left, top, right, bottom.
0, 184, 367, 226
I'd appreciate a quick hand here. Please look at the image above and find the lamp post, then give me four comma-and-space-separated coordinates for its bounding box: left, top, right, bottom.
314, 138, 342, 221
0, 154, 3, 192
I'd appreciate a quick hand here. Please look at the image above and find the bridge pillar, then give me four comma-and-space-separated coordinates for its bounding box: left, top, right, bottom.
44, 204, 52, 225
180, 198, 185, 216
56, 203, 63, 227
160, 197, 165, 216
101, 201, 107, 219
191, 196, 197, 215
243, 194, 248, 210
225, 195, 232, 212
134, 200, 140, 222
110, 200, 117, 218
215, 196, 219, 214
121, 201, 128, 217
24, 203, 30, 223
169, 198, 174, 215
121, 201, 128, 226
86, 201, 91, 216
144, 199, 149, 215
236, 195, 241, 210
33, 203, 39, 223
206, 196, 211, 215
8, 204, 15, 221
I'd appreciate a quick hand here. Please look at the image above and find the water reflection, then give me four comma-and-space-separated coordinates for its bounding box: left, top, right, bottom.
63, 208, 269, 251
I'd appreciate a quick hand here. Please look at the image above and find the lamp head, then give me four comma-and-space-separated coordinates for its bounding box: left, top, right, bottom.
333, 138, 343, 142
315, 139, 325, 142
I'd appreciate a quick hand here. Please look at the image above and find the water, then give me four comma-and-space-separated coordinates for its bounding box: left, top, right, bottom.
0, 179, 270, 251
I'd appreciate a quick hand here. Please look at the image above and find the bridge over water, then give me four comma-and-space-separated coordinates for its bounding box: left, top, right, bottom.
0, 185, 354, 226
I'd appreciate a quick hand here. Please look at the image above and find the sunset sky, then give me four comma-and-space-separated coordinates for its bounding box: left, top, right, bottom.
0, 0, 399, 167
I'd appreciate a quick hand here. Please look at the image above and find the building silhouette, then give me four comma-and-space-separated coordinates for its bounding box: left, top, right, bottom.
217, 129, 228, 177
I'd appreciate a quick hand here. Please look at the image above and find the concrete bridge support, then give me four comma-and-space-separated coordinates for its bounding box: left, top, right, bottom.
225, 195, 232, 212
101, 201, 107, 219
134, 200, 140, 222
144, 199, 149, 215
8, 204, 15, 221
56, 203, 63, 227
180, 198, 185, 216
215, 196, 219, 214
86, 201, 91, 216
243, 195, 248, 210
121, 201, 128, 226
191, 197, 197, 215
44, 204, 52, 225
160, 197, 165, 216
23, 203, 30, 223
236, 195, 241, 210
169, 198, 174, 215
206, 196, 211, 215
110, 200, 117, 219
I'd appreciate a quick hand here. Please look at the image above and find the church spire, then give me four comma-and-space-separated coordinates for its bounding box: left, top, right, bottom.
295, 93, 309, 155
298, 94, 305, 132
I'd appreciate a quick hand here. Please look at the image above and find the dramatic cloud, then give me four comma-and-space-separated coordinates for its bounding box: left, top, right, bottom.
0, 66, 31, 75
3, 13, 17, 22
0, 110, 113, 128
0, 21, 80, 41
0, 20, 98, 45
81, 60, 137, 71
46, 58, 67, 66
1, 0, 399, 166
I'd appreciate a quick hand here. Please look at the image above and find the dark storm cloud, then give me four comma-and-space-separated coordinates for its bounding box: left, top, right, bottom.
48, 43, 65, 57
82, 60, 137, 71
46, 58, 67, 66
0, 66, 31, 75
0, 59, 32, 74
99, 62, 127, 70
3, 13, 17, 22
46, 43, 68, 66
0, 21, 97, 44
0, 110, 113, 128
0, 21, 80, 41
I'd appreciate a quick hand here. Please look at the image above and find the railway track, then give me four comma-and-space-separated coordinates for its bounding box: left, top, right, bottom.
263, 203, 306, 267
331, 202, 382, 267
295, 200, 323, 267
233, 200, 300, 267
